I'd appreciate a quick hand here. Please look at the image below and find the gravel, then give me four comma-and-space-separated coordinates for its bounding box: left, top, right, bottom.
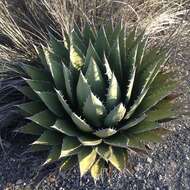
0, 118, 190, 190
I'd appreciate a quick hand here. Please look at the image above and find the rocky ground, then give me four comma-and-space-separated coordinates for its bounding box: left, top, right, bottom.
0, 117, 190, 190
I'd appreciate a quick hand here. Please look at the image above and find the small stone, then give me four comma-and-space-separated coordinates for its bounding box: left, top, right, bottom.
147, 157, 152, 163
16, 179, 23, 185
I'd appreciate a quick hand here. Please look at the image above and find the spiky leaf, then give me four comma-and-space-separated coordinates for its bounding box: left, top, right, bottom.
17, 101, 45, 115
28, 110, 56, 128
63, 64, 75, 104
93, 128, 117, 138
76, 72, 91, 107
44, 145, 62, 165
49, 33, 69, 63
22, 64, 51, 81
109, 38, 122, 82
16, 86, 39, 100
44, 48, 66, 90
51, 119, 80, 136
60, 137, 81, 157
24, 79, 53, 91
78, 135, 102, 146
78, 147, 97, 176
55, 90, 72, 115
120, 114, 147, 131
104, 103, 126, 127
91, 158, 105, 180
18, 122, 44, 135
71, 113, 93, 132
36, 91, 64, 117
32, 130, 62, 145
60, 156, 77, 172
106, 73, 121, 110
85, 58, 105, 98
95, 144, 112, 161
104, 133, 129, 148
83, 92, 106, 127
109, 148, 126, 171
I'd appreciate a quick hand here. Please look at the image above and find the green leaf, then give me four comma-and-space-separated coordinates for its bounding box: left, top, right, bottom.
24, 78, 53, 91
138, 47, 160, 72
83, 23, 96, 46
95, 26, 110, 57
76, 72, 91, 107
70, 29, 86, 68
34, 45, 48, 69
18, 122, 44, 135
93, 128, 117, 138
146, 100, 175, 121
83, 92, 107, 127
60, 137, 81, 158
126, 27, 137, 50
85, 58, 105, 98
22, 64, 51, 81
17, 101, 45, 115
104, 103, 126, 127
124, 87, 149, 120
49, 33, 69, 64
84, 42, 102, 73
103, 54, 112, 81
70, 44, 84, 69
106, 73, 121, 110
135, 53, 167, 97
126, 120, 158, 134
110, 23, 122, 46
55, 90, 72, 115
128, 128, 170, 148
119, 27, 126, 64
51, 119, 80, 136
105, 23, 113, 43
71, 113, 93, 132
109, 38, 122, 82
109, 148, 126, 171
28, 110, 56, 128
104, 133, 129, 148
95, 144, 112, 161
120, 114, 147, 131
43, 145, 62, 165
44, 48, 66, 90
91, 158, 105, 180
78, 147, 97, 176
125, 44, 138, 104
78, 135, 102, 146
59, 156, 77, 172
32, 130, 62, 145
16, 86, 39, 100
63, 64, 75, 104
36, 91, 64, 117
136, 37, 148, 69
127, 56, 165, 118
74, 23, 83, 40
136, 81, 177, 115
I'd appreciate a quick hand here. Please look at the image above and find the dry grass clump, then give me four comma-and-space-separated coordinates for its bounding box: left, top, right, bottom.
0, 0, 189, 62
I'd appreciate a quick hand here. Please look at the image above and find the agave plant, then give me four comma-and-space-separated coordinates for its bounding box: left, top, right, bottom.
15, 23, 178, 180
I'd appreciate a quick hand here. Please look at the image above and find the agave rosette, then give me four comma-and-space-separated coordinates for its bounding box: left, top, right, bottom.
16, 23, 177, 180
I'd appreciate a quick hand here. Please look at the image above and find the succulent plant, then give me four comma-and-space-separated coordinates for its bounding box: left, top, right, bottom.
15, 23, 178, 180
